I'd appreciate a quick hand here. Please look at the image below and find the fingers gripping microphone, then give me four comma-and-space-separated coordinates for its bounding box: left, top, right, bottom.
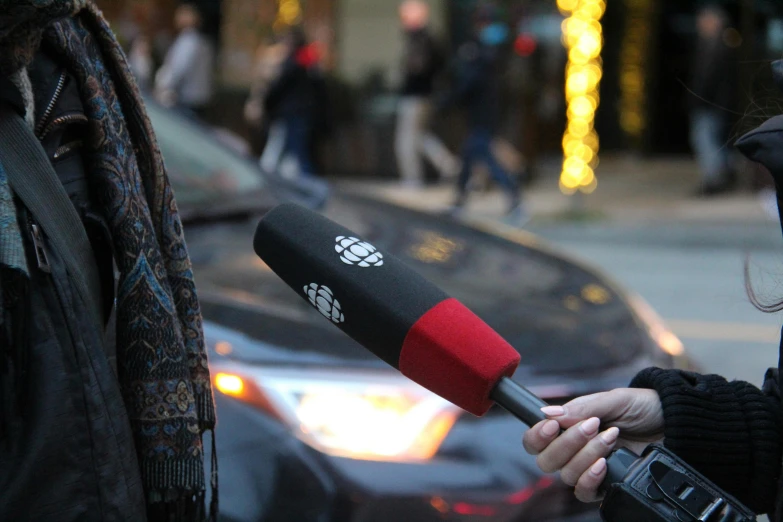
253, 203, 547, 424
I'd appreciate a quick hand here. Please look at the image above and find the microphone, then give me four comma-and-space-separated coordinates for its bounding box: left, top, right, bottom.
253, 202, 548, 425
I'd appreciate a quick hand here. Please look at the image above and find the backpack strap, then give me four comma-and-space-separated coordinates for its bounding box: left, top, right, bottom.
0, 103, 103, 330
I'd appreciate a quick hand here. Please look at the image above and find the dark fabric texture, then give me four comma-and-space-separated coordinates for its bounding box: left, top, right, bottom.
629, 368, 782, 515
0, 0, 86, 75
437, 40, 502, 130
400, 28, 443, 97
690, 36, 737, 111
265, 53, 326, 123
0, 204, 147, 522
0, 2, 216, 519
456, 128, 518, 200
735, 111, 783, 521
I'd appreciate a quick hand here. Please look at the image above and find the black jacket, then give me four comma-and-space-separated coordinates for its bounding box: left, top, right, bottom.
438, 40, 503, 131
0, 49, 145, 522
264, 53, 328, 125
400, 29, 443, 97
631, 113, 783, 519
690, 36, 737, 112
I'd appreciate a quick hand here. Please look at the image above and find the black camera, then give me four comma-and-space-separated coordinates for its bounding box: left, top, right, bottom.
600, 445, 757, 522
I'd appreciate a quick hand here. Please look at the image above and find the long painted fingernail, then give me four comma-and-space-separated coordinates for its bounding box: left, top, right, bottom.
542, 420, 560, 436
600, 427, 619, 445
540, 406, 565, 417
579, 417, 600, 436
591, 458, 607, 476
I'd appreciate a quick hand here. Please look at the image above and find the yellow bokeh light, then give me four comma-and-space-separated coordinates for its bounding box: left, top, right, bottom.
560, 0, 604, 196
567, 72, 589, 94
569, 96, 595, 118
582, 176, 598, 194
275, 0, 302, 27
575, 144, 594, 164
557, 0, 579, 13
568, 118, 591, 138
619, 0, 652, 140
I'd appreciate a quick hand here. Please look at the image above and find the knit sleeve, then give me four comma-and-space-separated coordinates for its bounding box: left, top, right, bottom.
629, 367, 782, 515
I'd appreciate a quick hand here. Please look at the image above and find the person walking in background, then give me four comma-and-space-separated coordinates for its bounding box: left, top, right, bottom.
689, 5, 737, 196
245, 36, 288, 169
127, 33, 155, 93
395, 0, 460, 189
155, 3, 215, 119
263, 27, 330, 180
439, 2, 523, 218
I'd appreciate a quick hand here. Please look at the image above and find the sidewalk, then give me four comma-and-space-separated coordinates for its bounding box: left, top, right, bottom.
337, 155, 776, 226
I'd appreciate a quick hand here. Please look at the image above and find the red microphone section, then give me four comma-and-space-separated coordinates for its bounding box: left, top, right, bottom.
400, 298, 521, 416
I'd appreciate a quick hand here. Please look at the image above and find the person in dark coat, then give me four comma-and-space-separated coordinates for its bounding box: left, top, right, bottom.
520, 62, 783, 520
689, 5, 738, 196
0, 2, 217, 521
263, 27, 330, 179
439, 2, 522, 217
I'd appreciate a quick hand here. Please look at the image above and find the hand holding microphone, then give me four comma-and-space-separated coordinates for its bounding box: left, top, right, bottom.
524, 389, 664, 503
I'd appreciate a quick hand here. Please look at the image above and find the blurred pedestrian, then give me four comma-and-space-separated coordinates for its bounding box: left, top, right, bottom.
689, 5, 737, 196
245, 37, 288, 165
396, 0, 459, 189
0, 1, 216, 521
263, 27, 331, 180
128, 33, 154, 92
155, 3, 215, 119
439, 2, 523, 217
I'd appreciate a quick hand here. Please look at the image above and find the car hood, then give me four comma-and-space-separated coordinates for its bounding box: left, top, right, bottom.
188, 194, 651, 376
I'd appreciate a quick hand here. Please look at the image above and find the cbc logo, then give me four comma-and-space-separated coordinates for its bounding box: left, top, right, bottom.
304, 283, 344, 324
335, 236, 384, 267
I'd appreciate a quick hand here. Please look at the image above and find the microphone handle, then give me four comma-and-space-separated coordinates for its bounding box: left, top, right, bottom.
490, 377, 549, 426
490, 377, 634, 493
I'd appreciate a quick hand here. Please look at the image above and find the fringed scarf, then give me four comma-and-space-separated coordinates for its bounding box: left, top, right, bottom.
0, 1, 217, 519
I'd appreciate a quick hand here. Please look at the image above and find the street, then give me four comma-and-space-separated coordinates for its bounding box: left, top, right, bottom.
529, 222, 783, 385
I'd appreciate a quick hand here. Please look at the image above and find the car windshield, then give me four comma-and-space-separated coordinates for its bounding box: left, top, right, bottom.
144, 100, 264, 208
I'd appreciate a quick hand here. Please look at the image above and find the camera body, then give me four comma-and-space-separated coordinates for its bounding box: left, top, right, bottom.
600, 445, 757, 522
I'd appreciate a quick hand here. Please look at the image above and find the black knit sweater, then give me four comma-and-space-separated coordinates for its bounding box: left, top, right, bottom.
630, 368, 782, 515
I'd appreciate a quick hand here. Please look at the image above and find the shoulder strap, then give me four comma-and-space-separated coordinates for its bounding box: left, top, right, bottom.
0, 103, 103, 329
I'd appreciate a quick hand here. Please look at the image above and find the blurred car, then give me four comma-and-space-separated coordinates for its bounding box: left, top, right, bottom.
146, 100, 687, 522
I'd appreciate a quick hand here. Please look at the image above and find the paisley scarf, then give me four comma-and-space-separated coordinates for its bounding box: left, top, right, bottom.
0, 1, 216, 519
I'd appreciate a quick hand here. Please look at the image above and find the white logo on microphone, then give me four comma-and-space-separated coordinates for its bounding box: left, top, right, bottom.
304, 283, 345, 323
335, 236, 384, 267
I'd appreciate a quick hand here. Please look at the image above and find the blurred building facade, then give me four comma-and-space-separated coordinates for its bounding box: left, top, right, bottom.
97, 0, 783, 178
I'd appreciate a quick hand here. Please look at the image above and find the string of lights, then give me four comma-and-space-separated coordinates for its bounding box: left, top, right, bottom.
557, 0, 606, 195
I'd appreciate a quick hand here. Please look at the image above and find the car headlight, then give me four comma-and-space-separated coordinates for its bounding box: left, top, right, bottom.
626, 292, 685, 360
213, 367, 461, 462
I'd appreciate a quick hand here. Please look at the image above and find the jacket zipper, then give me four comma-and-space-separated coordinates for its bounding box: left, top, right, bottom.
34, 70, 67, 138
40, 114, 89, 141
30, 222, 51, 273
53, 140, 84, 160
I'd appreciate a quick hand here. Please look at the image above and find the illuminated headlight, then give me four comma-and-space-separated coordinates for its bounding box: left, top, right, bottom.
627, 292, 685, 359
213, 367, 461, 462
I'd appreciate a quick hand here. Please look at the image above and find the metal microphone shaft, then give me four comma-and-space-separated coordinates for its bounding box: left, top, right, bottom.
491, 377, 636, 494
490, 377, 549, 427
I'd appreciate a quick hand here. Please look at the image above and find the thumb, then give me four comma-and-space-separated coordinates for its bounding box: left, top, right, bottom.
542, 391, 630, 429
